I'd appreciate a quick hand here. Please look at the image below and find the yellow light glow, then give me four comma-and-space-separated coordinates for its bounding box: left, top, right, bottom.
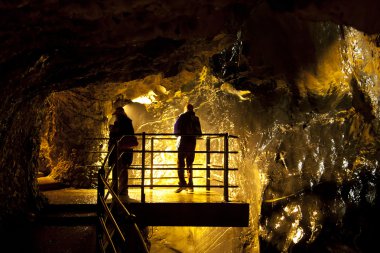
292, 227, 304, 244
132, 90, 157, 105
220, 83, 251, 101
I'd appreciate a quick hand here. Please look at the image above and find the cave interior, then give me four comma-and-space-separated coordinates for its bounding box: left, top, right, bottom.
1, 0, 380, 252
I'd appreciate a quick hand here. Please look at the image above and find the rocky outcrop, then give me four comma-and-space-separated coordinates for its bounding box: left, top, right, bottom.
0, 0, 379, 252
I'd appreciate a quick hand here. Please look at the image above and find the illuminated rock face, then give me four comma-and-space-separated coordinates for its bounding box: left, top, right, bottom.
0, 1, 379, 252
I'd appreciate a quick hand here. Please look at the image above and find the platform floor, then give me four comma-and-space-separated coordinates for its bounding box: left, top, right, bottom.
39, 175, 234, 205
42, 187, 230, 205
39, 177, 249, 227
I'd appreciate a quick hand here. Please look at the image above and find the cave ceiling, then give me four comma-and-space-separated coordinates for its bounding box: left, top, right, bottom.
1, 1, 380, 248
1, 0, 379, 99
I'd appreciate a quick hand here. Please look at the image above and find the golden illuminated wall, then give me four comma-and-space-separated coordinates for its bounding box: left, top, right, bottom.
36, 21, 380, 253
258, 25, 380, 252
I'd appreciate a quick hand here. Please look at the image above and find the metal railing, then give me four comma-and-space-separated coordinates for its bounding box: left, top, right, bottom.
113, 133, 238, 203
97, 145, 149, 253
95, 132, 238, 252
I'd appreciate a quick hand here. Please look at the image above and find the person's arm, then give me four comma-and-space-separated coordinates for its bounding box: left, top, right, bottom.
195, 117, 202, 137
174, 115, 183, 136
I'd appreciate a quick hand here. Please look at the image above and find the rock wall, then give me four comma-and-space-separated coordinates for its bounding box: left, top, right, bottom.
0, 0, 380, 252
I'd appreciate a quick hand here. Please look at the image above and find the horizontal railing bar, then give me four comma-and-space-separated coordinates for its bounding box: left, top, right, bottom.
86, 133, 238, 138
124, 184, 239, 188
129, 136, 231, 141
129, 150, 239, 154
136, 136, 230, 140
86, 150, 238, 154
103, 179, 239, 188
146, 163, 203, 166
80, 163, 205, 168
106, 176, 224, 183
128, 177, 228, 184
129, 176, 204, 180
126, 164, 228, 168
127, 167, 238, 171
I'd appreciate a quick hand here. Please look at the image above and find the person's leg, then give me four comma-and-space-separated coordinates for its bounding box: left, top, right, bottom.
119, 166, 128, 195
108, 149, 116, 168
176, 150, 187, 192
186, 151, 195, 191
119, 151, 133, 195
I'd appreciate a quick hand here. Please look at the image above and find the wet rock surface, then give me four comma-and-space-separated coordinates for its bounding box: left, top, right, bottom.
0, 1, 380, 252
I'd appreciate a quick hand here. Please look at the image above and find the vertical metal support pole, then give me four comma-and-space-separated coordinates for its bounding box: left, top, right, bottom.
223, 133, 229, 202
97, 168, 105, 252
98, 168, 105, 205
150, 137, 154, 189
141, 132, 146, 203
206, 137, 211, 191
113, 142, 119, 194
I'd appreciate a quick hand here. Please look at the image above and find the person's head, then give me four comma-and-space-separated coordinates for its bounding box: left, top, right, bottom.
113, 106, 126, 116
186, 104, 194, 112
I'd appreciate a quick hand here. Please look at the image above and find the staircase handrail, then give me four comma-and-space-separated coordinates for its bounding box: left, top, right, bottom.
97, 143, 149, 253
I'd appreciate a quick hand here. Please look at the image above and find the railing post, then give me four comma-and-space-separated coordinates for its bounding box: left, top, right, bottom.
206, 136, 211, 191
97, 168, 105, 207
141, 132, 146, 203
113, 143, 119, 194
96, 168, 105, 252
150, 137, 154, 189
223, 133, 229, 202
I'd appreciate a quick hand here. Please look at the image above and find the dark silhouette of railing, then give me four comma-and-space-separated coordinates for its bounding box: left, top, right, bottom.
95, 132, 238, 252
97, 145, 149, 253
111, 133, 238, 202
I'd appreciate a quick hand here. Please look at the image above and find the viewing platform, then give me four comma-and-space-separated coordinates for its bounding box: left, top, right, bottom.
40, 185, 249, 227
96, 133, 249, 227
40, 133, 249, 252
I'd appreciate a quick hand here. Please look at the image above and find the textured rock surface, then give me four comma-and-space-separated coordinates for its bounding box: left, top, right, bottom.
0, 0, 380, 252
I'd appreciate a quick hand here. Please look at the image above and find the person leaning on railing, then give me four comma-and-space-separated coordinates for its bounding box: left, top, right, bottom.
108, 106, 135, 196
173, 103, 202, 193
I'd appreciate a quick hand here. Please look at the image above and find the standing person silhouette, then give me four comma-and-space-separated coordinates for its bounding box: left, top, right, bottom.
108, 106, 135, 196
174, 104, 202, 193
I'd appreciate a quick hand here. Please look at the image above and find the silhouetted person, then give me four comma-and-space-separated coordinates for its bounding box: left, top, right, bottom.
174, 104, 202, 193
108, 106, 135, 196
